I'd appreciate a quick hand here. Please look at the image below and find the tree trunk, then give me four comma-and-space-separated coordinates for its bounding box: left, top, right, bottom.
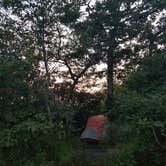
149, 39, 154, 57
69, 80, 78, 104
42, 41, 51, 113
106, 49, 114, 111
106, 28, 117, 112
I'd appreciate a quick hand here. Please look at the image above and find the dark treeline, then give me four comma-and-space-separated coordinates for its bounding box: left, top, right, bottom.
0, 0, 166, 165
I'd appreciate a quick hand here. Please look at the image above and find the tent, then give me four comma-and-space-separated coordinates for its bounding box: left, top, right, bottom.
80, 115, 107, 141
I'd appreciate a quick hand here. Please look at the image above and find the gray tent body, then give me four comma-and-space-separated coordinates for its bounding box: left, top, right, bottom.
80, 128, 100, 140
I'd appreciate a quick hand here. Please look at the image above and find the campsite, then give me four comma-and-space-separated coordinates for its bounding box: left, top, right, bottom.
0, 0, 166, 165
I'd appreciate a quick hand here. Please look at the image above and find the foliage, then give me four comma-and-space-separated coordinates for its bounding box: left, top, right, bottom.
0, 0, 166, 165
0, 104, 75, 165
108, 54, 166, 166
76, 0, 165, 110
105, 145, 137, 166
125, 54, 166, 94
111, 87, 166, 146
0, 59, 38, 111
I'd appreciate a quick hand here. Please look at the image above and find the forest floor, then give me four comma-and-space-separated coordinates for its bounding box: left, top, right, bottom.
72, 142, 119, 163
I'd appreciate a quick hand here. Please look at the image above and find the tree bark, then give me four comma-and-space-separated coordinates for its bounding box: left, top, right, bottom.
42, 37, 51, 113
105, 28, 117, 112
106, 49, 114, 111
69, 80, 78, 104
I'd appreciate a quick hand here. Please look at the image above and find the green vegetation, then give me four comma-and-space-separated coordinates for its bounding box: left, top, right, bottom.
0, 0, 166, 165
109, 54, 166, 166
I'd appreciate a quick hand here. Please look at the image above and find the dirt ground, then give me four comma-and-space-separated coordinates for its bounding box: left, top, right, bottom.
72, 143, 119, 162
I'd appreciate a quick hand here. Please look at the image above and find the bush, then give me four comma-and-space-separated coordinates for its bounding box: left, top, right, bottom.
0, 59, 38, 111
108, 54, 166, 166
125, 53, 166, 94
0, 103, 75, 165
105, 145, 137, 166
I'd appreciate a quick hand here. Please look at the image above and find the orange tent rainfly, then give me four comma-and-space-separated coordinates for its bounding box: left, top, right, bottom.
80, 115, 107, 141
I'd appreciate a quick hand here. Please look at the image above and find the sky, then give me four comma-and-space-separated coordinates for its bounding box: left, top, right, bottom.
79, 0, 97, 20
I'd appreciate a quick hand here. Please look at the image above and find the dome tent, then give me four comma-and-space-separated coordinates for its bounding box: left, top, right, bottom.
80, 115, 107, 141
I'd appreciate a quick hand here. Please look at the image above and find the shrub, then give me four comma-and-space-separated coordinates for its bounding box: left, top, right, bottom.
0, 104, 75, 165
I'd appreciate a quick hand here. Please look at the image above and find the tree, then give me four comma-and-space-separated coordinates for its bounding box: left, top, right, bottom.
1, 0, 86, 111
59, 39, 100, 103
125, 53, 166, 94
77, 0, 166, 110
113, 53, 166, 153
0, 7, 40, 112
0, 59, 36, 111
